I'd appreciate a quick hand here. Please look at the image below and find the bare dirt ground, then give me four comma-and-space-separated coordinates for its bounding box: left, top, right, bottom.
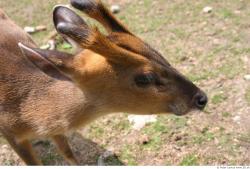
0, 0, 249, 166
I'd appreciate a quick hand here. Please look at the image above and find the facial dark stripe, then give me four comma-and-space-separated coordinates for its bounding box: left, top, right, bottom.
143, 42, 171, 67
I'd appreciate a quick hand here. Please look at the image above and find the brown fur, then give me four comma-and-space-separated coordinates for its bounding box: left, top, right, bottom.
0, 9, 85, 164
0, 0, 207, 165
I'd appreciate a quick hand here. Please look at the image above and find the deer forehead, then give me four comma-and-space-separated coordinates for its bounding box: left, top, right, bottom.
73, 49, 116, 77
73, 49, 155, 76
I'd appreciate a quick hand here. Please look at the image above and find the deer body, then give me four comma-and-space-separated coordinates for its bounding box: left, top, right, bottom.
0, 0, 207, 165
0, 9, 96, 165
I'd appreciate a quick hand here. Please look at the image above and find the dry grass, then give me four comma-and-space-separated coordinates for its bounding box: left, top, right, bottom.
0, 0, 249, 165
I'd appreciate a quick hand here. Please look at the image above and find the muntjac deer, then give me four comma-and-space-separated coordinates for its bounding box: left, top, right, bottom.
0, 0, 207, 165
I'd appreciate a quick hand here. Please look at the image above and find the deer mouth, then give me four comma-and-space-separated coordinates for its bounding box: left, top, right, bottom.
168, 103, 190, 116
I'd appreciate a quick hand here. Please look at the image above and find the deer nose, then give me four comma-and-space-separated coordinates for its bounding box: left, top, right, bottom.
193, 91, 208, 110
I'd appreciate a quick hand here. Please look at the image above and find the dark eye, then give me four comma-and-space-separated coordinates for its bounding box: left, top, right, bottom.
134, 73, 156, 87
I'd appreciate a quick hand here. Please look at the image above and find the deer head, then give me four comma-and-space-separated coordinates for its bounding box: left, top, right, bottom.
19, 0, 207, 116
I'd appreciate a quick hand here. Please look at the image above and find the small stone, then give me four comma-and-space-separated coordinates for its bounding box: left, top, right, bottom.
1, 145, 9, 154
97, 150, 114, 166
40, 44, 50, 50
24, 25, 47, 34
233, 116, 241, 123
111, 5, 120, 14
128, 115, 157, 130
213, 38, 220, 45
35, 25, 47, 31
24, 26, 36, 33
48, 40, 56, 50
1, 145, 8, 149
234, 10, 241, 14
233, 138, 239, 143
244, 74, 250, 81
203, 6, 213, 13
174, 135, 182, 141
40, 40, 56, 50
173, 145, 181, 151
139, 135, 150, 145
214, 138, 219, 145
187, 120, 192, 125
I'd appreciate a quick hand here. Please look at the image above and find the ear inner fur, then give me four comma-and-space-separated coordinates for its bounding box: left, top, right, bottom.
19, 43, 73, 81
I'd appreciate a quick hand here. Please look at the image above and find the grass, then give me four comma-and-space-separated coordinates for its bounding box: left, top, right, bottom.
192, 127, 215, 145
239, 133, 250, 143
169, 116, 188, 129
119, 145, 137, 166
180, 154, 199, 166
220, 8, 234, 19
34, 141, 63, 165
0, 137, 8, 145
142, 135, 162, 151
141, 120, 169, 150
245, 87, 250, 105
211, 93, 227, 104
222, 112, 231, 118
2, 159, 16, 166
0, 0, 69, 45
88, 125, 105, 138
192, 133, 214, 145
143, 120, 169, 135
101, 154, 124, 166
0, 0, 250, 166
41, 152, 62, 165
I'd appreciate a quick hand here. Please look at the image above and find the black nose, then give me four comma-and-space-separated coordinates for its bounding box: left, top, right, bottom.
193, 91, 208, 110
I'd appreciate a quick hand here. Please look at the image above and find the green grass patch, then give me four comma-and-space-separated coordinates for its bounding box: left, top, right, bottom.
119, 145, 137, 166
142, 135, 162, 151
220, 8, 234, 18
168, 115, 188, 129
170, 28, 189, 39
211, 93, 227, 104
192, 128, 215, 145
0, 136, 8, 145
1, 0, 250, 165
142, 120, 168, 150
222, 112, 231, 118
180, 154, 198, 166
239, 133, 250, 143
245, 87, 250, 105
88, 125, 105, 138
218, 62, 244, 79
103, 155, 124, 166
115, 120, 131, 131
143, 121, 169, 135
2, 159, 16, 166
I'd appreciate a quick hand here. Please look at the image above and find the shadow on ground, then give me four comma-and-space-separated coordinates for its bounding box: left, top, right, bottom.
33, 132, 124, 166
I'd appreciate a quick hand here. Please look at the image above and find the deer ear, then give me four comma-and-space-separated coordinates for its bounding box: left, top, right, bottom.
70, 0, 131, 34
53, 5, 89, 52
53, 5, 87, 26
18, 43, 73, 81
56, 22, 92, 46
56, 22, 146, 65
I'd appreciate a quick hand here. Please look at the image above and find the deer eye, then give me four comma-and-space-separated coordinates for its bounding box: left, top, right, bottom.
134, 73, 156, 87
